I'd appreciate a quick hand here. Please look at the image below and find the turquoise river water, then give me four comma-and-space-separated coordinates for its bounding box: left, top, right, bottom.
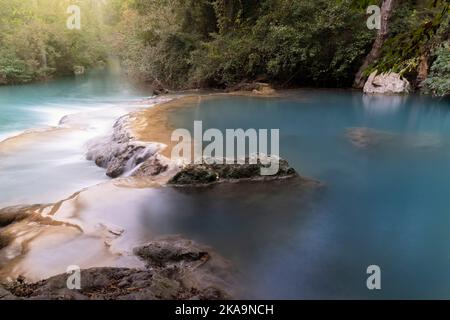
1, 73, 450, 299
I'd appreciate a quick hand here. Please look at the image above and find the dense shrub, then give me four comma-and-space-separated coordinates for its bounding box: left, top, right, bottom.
0, 0, 109, 85
422, 42, 450, 97
116, 0, 373, 88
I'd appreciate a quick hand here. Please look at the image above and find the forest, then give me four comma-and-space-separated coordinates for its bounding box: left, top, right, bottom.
0, 0, 448, 96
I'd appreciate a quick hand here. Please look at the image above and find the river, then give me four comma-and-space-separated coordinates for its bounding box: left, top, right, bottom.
0, 69, 156, 206
1, 72, 450, 299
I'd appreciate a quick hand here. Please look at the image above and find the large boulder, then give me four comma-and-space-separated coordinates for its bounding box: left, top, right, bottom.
363, 71, 411, 94
168, 158, 297, 186
86, 116, 166, 178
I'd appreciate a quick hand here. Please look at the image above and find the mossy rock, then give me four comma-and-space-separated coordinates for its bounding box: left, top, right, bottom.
168, 158, 297, 186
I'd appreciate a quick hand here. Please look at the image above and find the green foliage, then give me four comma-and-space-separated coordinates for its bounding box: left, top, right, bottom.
422, 42, 450, 97
0, 0, 110, 85
117, 0, 373, 88
2, 0, 447, 93
0, 49, 33, 84
367, 0, 449, 78
191, 0, 373, 87
114, 0, 213, 84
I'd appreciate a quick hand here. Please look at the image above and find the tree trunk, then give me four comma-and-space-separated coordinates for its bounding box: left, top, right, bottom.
416, 54, 429, 87
40, 46, 48, 69
354, 0, 397, 88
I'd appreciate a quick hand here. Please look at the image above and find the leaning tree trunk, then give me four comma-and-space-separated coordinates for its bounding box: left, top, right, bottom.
354, 0, 397, 88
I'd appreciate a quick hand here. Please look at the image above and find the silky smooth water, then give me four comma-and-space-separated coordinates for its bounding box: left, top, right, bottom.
0, 69, 153, 206
0, 69, 149, 138
2, 73, 450, 298
154, 92, 450, 299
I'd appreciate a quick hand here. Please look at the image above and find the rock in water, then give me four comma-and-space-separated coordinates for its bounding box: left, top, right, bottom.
134, 237, 209, 268
346, 127, 443, 150
346, 127, 391, 148
168, 158, 297, 186
363, 71, 411, 94
130, 154, 170, 178
86, 115, 167, 178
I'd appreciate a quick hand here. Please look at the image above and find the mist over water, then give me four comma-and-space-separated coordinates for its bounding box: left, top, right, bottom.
0, 70, 152, 206
0, 69, 146, 133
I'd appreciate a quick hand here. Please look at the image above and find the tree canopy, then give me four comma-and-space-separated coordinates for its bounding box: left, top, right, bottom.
0, 0, 110, 84
0, 0, 448, 96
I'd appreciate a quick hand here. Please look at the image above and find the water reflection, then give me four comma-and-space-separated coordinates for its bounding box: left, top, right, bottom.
362, 94, 406, 114
167, 92, 450, 298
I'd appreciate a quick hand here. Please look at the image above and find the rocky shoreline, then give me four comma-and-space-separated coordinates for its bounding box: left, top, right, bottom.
0, 93, 319, 300
84, 95, 300, 186
85, 114, 176, 179
0, 236, 235, 300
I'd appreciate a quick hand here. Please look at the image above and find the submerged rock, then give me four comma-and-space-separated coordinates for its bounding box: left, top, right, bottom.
346, 127, 390, 148
0, 205, 40, 228
0, 236, 235, 300
346, 127, 443, 149
363, 71, 411, 94
168, 158, 297, 186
